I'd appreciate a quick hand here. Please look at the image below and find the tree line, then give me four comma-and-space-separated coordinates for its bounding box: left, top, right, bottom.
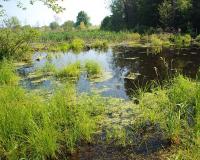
101, 0, 200, 34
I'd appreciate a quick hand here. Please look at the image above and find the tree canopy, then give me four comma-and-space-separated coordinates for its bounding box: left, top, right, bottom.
101, 0, 200, 34
75, 11, 91, 27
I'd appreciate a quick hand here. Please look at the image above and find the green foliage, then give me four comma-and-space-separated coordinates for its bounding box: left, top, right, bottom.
75, 11, 91, 27
137, 75, 200, 157
56, 61, 81, 79
0, 28, 39, 60
70, 38, 85, 52
91, 39, 108, 50
4, 16, 21, 28
84, 60, 102, 78
172, 34, 192, 47
38, 61, 56, 74
40, 30, 142, 43
195, 34, 200, 44
149, 34, 164, 54
100, 16, 112, 31
0, 59, 19, 85
0, 81, 105, 159
49, 21, 59, 30
62, 20, 75, 31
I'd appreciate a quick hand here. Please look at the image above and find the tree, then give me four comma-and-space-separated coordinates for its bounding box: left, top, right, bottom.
100, 16, 112, 30
62, 20, 74, 31
159, 0, 174, 28
49, 21, 59, 30
75, 11, 91, 27
4, 16, 21, 28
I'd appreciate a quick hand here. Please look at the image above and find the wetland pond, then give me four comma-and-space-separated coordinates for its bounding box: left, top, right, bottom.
16, 46, 200, 159
18, 46, 200, 99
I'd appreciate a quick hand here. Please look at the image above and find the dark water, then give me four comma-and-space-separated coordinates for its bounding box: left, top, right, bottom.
18, 46, 200, 99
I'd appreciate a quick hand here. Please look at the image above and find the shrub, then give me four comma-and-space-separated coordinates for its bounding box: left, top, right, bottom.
0, 28, 39, 60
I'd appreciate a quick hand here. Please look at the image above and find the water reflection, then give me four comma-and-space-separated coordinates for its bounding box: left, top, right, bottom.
19, 47, 200, 99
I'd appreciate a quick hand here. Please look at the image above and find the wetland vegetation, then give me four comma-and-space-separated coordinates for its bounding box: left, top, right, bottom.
1, 0, 200, 159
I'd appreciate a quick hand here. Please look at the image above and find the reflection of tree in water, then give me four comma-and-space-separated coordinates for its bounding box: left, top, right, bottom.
111, 47, 200, 98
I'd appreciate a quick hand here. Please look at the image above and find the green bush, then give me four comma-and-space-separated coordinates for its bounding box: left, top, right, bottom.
0, 28, 39, 60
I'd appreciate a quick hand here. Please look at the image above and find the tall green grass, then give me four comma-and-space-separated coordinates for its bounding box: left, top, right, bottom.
136, 75, 200, 158
0, 85, 106, 159
0, 59, 19, 85
56, 61, 81, 79
84, 60, 102, 78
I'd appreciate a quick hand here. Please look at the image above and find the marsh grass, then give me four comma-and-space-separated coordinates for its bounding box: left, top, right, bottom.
0, 59, 20, 85
135, 75, 200, 158
70, 38, 85, 52
91, 39, 108, 50
56, 61, 81, 79
84, 60, 102, 78
150, 34, 164, 54
37, 61, 56, 75
0, 81, 106, 159
172, 34, 192, 47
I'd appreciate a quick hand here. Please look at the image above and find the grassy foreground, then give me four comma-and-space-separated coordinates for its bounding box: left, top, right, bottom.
0, 59, 200, 159
0, 60, 106, 159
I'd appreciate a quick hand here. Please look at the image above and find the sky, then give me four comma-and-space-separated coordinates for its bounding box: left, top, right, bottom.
1, 0, 111, 26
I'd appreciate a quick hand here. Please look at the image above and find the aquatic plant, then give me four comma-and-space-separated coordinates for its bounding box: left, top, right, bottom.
0, 59, 19, 85
70, 38, 85, 52
56, 61, 81, 79
57, 43, 70, 52
38, 61, 56, 75
91, 39, 108, 50
172, 34, 192, 47
84, 60, 102, 78
127, 33, 141, 42
150, 34, 163, 54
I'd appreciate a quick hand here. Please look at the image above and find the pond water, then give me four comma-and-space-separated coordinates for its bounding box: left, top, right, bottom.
18, 46, 200, 99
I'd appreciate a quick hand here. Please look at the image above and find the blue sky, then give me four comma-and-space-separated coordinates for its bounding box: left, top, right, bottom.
1, 0, 111, 26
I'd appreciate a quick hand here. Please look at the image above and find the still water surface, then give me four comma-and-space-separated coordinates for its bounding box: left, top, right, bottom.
18, 47, 200, 99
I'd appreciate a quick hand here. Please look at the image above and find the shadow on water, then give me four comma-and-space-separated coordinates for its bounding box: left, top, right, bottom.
18, 46, 200, 99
